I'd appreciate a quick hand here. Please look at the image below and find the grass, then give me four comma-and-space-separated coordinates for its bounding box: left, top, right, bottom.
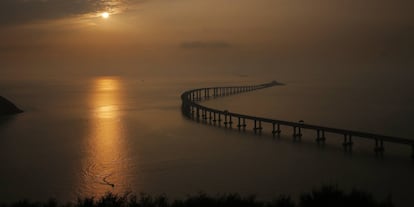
0, 185, 393, 207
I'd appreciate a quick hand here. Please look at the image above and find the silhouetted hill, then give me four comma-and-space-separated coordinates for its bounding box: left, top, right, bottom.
0, 96, 23, 116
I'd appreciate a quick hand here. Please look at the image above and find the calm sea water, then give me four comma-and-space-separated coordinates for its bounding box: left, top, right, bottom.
0, 75, 413, 206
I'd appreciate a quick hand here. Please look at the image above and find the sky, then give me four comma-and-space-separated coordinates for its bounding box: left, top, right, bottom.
0, 0, 413, 79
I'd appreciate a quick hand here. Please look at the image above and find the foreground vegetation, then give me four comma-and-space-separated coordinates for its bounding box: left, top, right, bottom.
0, 185, 393, 207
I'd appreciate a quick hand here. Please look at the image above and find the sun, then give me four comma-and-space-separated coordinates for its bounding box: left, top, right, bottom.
101, 12, 110, 19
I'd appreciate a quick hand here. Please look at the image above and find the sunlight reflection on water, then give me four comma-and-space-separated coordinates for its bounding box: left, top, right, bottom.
78, 76, 130, 196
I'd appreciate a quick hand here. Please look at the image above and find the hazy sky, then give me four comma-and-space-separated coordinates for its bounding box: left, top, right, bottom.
1, 0, 413, 79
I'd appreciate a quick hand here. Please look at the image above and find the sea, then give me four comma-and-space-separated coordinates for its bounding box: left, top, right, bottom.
0, 72, 413, 206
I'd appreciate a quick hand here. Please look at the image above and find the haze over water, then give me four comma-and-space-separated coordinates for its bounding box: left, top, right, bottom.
1, 0, 414, 206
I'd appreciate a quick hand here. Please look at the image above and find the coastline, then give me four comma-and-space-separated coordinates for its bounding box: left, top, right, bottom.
0, 96, 23, 116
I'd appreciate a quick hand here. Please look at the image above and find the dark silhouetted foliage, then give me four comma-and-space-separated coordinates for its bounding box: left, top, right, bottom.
0, 186, 393, 207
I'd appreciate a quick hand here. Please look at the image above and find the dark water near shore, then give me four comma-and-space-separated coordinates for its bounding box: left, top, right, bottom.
0, 75, 413, 206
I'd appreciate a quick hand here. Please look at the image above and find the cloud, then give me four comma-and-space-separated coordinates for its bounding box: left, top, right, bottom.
0, 0, 131, 27
180, 41, 232, 49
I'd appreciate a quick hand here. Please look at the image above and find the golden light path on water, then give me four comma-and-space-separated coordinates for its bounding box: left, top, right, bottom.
78, 77, 131, 197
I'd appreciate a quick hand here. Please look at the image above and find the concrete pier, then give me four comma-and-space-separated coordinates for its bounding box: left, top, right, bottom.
181, 81, 414, 159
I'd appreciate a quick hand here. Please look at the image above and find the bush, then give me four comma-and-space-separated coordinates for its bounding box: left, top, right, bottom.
1, 185, 393, 207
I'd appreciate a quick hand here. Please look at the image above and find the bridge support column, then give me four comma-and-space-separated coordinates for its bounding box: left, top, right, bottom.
196, 107, 200, 120
258, 121, 262, 133
349, 135, 353, 146
342, 134, 353, 149
224, 114, 228, 127
293, 126, 302, 138
213, 112, 216, 123
201, 109, 204, 120
203, 109, 207, 121
190, 106, 194, 118
253, 120, 262, 134
316, 130, 326, 143
237, 117, 241, 130
412, 145, 414, 159
343, 134, 348, 147
316, 130, 320, 142
201, 109, 204, 121
271, 123, 281, 137
254, 120, 257, 133
242, 118, 246, 130
229, 115, 233, 128
218, 113, 222, 125
374, 139, 384, 153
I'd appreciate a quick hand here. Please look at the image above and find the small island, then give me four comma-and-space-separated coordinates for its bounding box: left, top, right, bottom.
0, 96, 23, 116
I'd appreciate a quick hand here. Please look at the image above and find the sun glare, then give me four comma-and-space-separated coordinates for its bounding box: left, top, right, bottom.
101, 12, 110, 19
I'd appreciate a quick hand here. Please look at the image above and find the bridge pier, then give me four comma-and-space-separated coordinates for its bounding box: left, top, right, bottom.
224, 114, 228, 127
293, 126, 302, 138
196, 107, 200, 120
218, 113, 222, 125
253, 120, 262, 134
412, 145, 414, 159
229, 115, 233, 128
190, 106, 194, 118
316, 130, 326, 143
212, 112, 217, 123
203, 109, 207, 122
342, 134, 353, 149
374, 139, 384, 153
258, 120, 262, 133
253, 119, 256, 133
272, 123, 281, 137
201, 109, 205, 120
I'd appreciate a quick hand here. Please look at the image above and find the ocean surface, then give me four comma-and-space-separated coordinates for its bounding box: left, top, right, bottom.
0, 74, 413, 206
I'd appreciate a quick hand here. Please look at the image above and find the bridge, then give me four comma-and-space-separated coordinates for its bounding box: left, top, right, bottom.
181, 81, 414, 159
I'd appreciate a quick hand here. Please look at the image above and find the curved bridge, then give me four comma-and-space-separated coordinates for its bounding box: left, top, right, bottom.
181, 81, 414, 159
